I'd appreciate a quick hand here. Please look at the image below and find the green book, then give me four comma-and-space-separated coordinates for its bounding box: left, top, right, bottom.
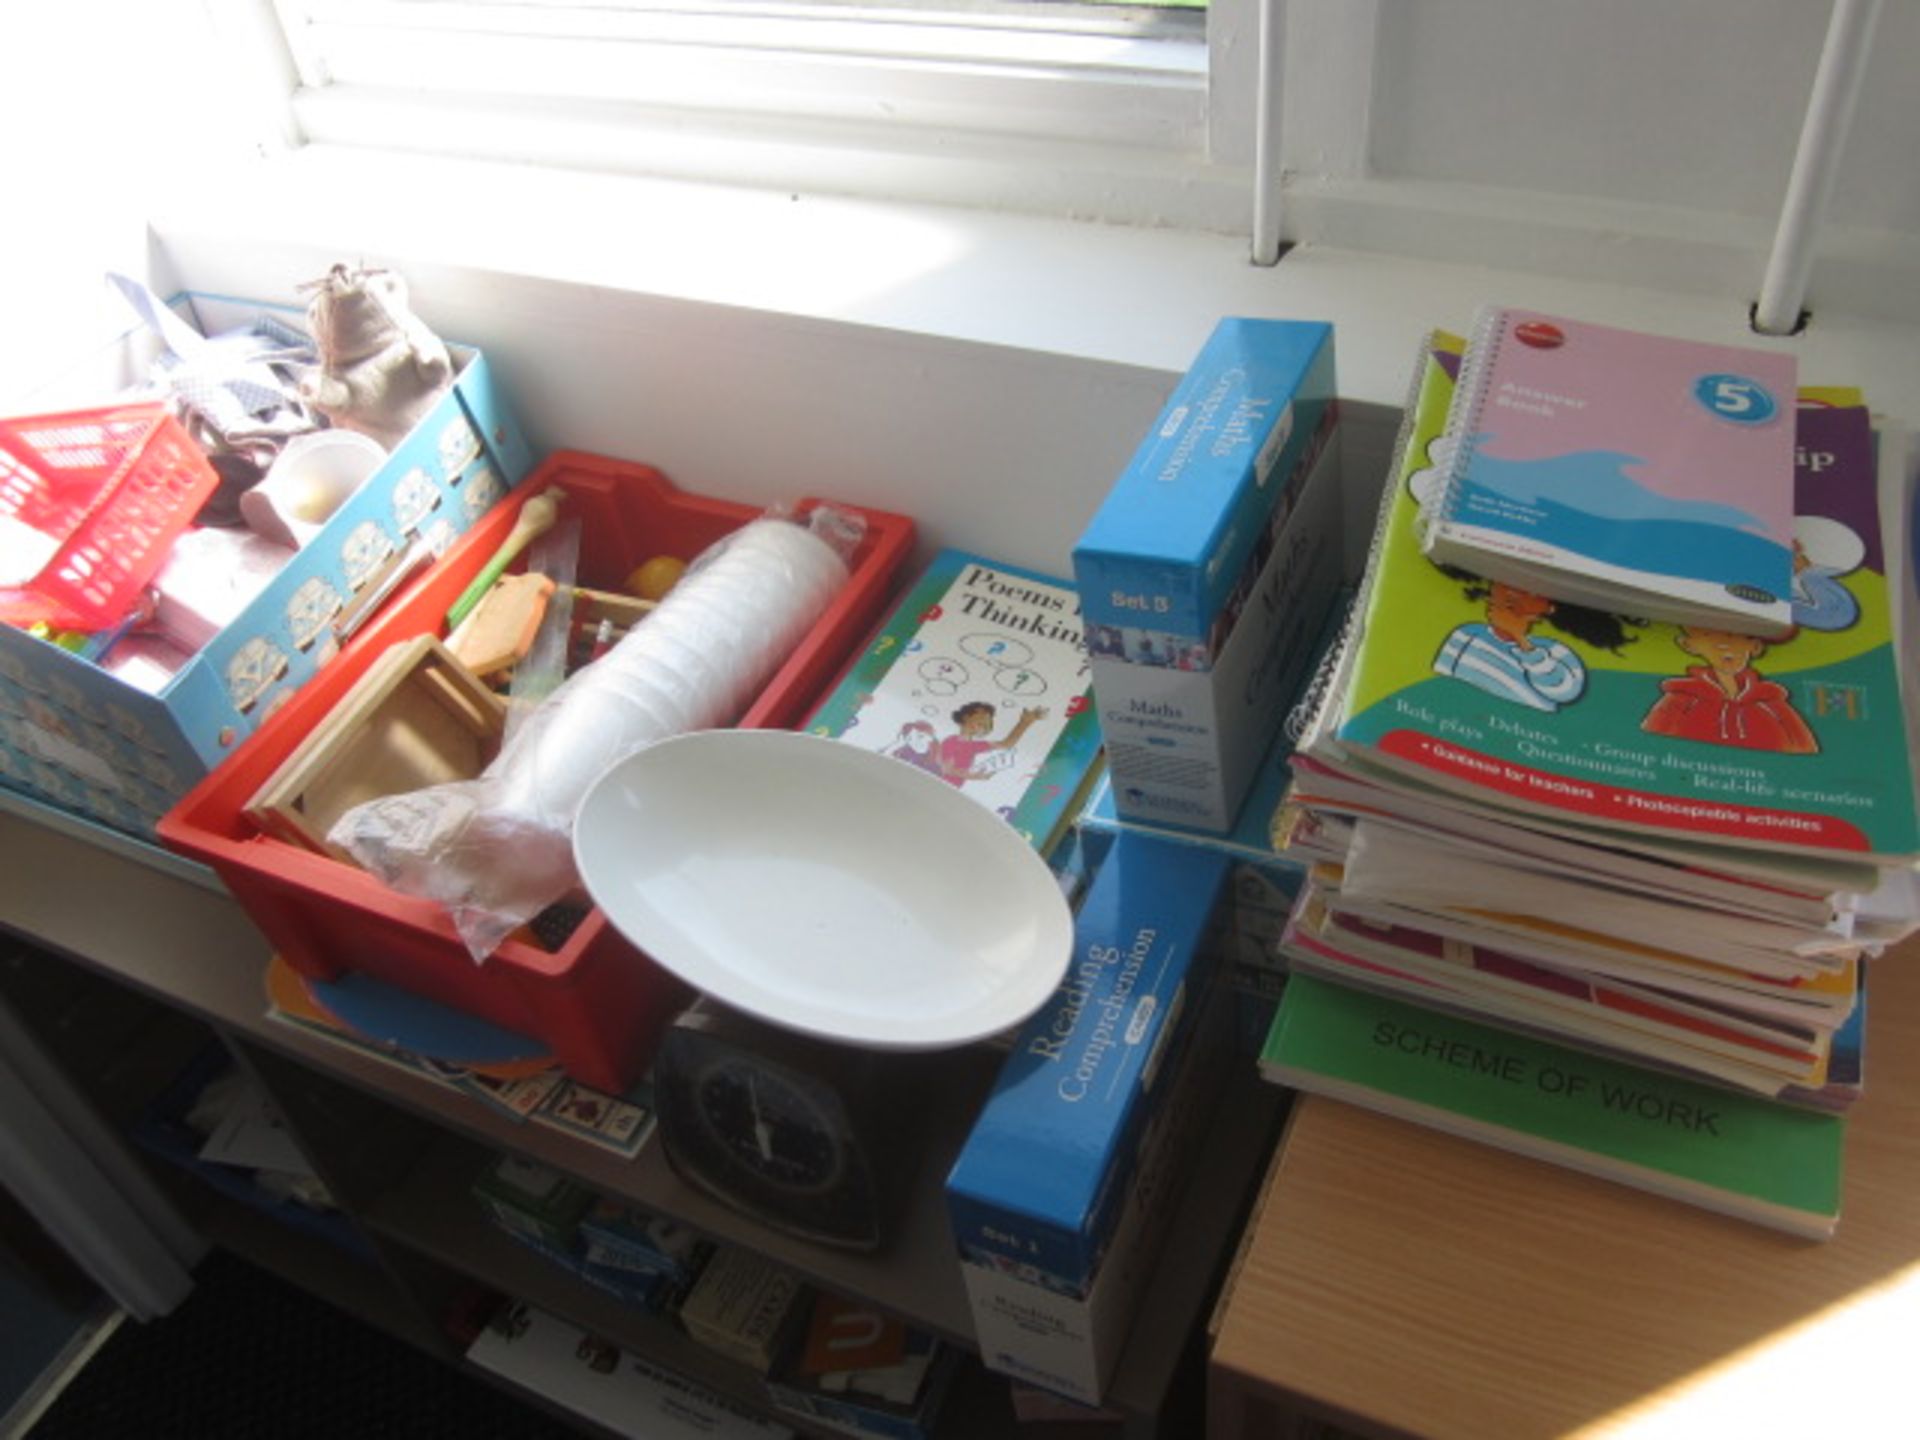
1259, 974, 1845, 1239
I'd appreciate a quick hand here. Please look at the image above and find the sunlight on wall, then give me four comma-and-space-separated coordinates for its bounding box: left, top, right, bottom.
307, 149, 981, 323
0, 5, 242, 405
507, 187, 977, 322
1, 4, 981, 398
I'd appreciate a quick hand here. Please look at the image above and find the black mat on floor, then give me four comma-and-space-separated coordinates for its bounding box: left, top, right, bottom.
27, 1249, 581, 1439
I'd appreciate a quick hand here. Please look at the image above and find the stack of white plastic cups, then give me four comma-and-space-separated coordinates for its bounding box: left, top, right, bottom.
493, 516, 852, 830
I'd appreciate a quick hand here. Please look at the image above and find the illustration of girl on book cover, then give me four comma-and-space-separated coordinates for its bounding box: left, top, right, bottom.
888, 719, 944, 777
934, 700, 1047, 788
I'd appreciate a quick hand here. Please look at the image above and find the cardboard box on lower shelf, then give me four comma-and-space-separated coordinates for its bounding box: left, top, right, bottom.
469, 1153, 710, 1318
679, 1246, 808, 1374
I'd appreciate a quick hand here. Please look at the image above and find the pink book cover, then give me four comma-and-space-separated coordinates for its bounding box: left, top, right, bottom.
1428, 307, 1798, 627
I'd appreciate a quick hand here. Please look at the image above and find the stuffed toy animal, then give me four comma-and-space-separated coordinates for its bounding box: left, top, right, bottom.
297, 264, 454, 451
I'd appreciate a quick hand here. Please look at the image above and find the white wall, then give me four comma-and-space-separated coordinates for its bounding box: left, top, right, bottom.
153, 144, 1919, 580
147, 202, 1191, 577
1362, 1, 1918, 230
0, 6, 253, 405
1278, 0, 1920, 319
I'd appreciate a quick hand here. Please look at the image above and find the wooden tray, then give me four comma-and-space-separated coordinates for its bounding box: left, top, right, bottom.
243, 635, 507, 859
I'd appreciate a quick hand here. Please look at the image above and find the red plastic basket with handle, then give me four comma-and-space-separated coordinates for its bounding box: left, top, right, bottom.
0, 403, 219, 631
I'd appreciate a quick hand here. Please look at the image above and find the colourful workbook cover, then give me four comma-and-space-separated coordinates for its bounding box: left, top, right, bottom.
1258, 974, 1846, 1239
1324, 334, 1919, 865
1321, 814, 1857, 981
804, 549, 1101, 857
1304, 861, 1860, 1033
1422, 307, 1798, 635
1279, 886, 1832, 1097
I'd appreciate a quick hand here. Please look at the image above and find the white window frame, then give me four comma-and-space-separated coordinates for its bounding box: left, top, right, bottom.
226, 0, 1262, 232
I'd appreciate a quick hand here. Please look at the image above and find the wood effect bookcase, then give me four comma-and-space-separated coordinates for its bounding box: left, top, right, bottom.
0, 794, 1284, 1440
1206, 934, 1920, 1440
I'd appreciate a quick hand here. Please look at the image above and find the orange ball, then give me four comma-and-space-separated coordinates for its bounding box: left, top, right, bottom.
626, 555, 687, 601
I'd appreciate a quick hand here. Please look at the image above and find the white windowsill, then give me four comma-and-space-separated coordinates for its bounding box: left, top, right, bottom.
151, 147, 1920, 423
120, 144, 1920, 576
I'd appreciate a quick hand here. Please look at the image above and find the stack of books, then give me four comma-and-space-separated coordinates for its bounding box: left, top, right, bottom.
1260, 322, 1920, 1239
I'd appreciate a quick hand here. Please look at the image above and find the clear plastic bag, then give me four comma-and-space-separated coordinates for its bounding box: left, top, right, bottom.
329, 504, 863, 960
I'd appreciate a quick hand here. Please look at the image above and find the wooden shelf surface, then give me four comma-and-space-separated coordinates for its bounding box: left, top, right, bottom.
0, 803, 271, 1016
1209, 943, 1920, 1440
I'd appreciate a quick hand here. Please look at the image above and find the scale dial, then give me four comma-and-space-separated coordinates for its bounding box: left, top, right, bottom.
653, 1002, 915, 1251
692, 1055, 847, 1195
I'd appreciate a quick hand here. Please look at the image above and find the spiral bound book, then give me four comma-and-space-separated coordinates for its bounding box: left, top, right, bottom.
1420, 307, 1798, 636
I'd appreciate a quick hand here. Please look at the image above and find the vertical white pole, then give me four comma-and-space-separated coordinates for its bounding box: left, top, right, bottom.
1251, 0, 1285, 266
1752, 0, 1884, 335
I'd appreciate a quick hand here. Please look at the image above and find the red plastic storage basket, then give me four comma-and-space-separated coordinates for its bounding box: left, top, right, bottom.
159, 453, 916, 1093
0, 403, 219, 630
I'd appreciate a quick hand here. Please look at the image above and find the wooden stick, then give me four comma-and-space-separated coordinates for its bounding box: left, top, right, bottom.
444, 485, 565, 631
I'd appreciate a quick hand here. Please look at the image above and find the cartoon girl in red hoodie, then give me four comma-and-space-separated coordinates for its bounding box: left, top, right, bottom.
1640, 626, 1818, 754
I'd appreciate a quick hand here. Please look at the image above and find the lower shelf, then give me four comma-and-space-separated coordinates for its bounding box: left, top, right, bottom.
368, 1132, 774, 1403
156, 1168, 450, 1358
361, 1130, 990, 1439
352, 1073, 1286, 1440
0, 807, 1291, 1440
